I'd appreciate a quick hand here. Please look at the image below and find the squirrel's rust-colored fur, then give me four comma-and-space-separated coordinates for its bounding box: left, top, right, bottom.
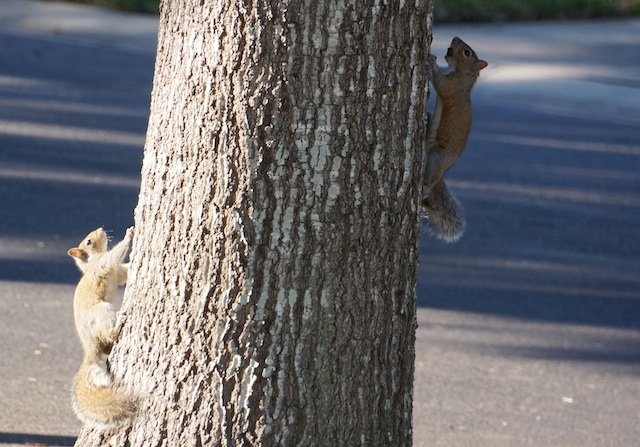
422, 37, 487, 242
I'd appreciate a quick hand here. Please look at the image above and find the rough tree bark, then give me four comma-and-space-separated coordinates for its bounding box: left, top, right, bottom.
76, 0, 433, 445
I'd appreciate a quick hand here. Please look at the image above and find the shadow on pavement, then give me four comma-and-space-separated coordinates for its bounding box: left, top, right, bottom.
0, 31, 151, 285
418, 103, 640, 331
0, 432, 76, 446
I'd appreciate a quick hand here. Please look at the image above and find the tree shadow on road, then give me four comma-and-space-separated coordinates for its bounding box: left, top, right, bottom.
0, 31, 152, 284
0, 432, 76, 446
418, 104, 640, 332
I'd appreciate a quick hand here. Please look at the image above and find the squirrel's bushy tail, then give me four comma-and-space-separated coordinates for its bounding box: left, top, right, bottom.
422, 180, 465, 243
72, 361, 135, 426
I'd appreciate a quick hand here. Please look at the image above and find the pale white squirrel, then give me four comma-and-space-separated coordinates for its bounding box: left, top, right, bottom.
67, 227, 135, 425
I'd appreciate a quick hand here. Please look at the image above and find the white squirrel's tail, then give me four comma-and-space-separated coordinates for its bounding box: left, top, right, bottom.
72, 361, 135, 426
422, 180, 465, 243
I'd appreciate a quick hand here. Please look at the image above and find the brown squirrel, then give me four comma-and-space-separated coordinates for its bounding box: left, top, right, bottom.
67, 227, 135, 425
422, 37, 487, 242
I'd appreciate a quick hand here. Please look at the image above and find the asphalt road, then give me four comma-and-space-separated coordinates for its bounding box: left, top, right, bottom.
0, 3, 638, 446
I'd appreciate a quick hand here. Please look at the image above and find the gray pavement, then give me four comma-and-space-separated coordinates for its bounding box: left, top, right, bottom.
0, 0, 158, 52
0, 1, 638, 446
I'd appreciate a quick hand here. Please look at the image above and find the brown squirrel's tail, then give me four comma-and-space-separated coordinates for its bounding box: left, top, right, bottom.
72, 361, 135, 426
421, 180, 465, 243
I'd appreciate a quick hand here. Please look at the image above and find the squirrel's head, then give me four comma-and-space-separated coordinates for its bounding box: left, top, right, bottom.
68, 227, 108, 271
445, 37, 488, 75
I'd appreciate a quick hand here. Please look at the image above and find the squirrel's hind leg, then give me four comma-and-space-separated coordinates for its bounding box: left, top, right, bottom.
423, 150, 459, 191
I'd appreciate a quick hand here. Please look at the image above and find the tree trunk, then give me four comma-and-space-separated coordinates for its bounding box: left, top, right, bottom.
76, 0, 433, 445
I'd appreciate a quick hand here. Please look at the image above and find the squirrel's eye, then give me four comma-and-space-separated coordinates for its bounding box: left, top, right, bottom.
463, 49, 471, 57
86, 239, 92, 246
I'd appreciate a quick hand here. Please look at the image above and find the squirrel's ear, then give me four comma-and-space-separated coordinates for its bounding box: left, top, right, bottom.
474, 60, 488, 72
68, 248, 88, 262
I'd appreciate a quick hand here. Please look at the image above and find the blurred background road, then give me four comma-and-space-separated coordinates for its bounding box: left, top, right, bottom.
0, 1, 638, 446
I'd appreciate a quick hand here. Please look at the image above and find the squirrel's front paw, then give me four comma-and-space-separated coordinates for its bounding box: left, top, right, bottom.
427, 54, 437, 66
125, 226, 134, 240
